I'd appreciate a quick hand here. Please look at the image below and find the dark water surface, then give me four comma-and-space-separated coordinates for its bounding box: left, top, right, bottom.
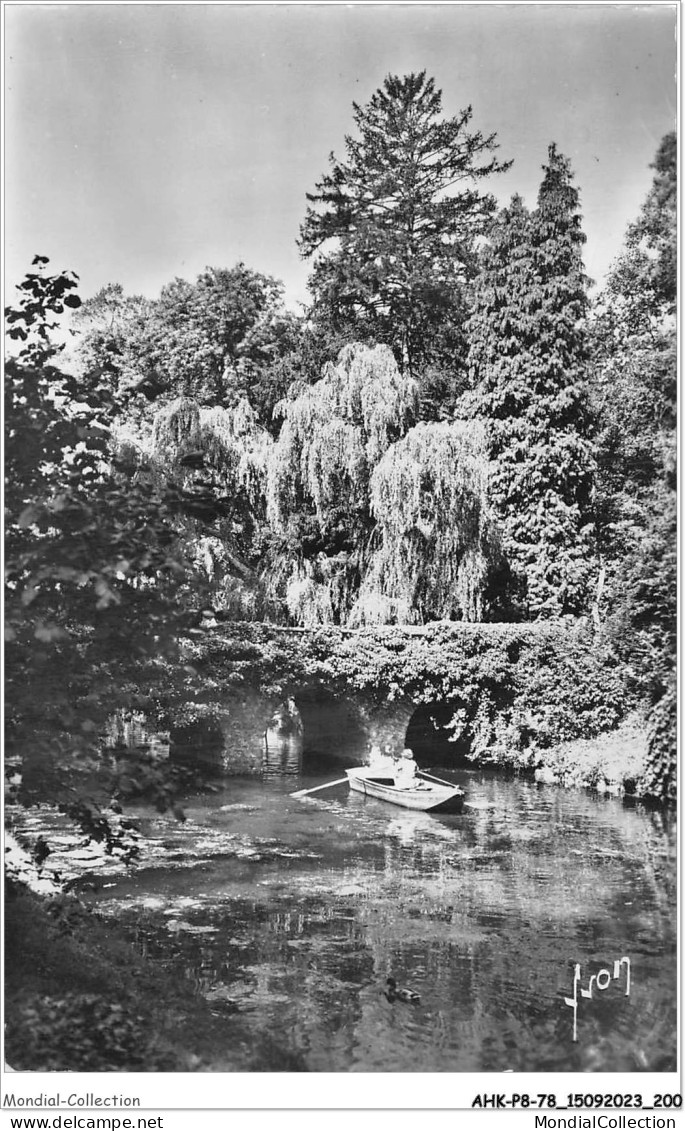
77, 766, 677, 1073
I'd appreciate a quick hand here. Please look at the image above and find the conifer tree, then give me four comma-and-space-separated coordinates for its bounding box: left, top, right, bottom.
589, 133, 676, 707
467, 145, 595, 618
299, 72, 511, 398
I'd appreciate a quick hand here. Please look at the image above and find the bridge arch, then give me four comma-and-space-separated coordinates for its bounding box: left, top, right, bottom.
264, 683, 418, 772
289, 684, 368, 768
404, 701, 472, 767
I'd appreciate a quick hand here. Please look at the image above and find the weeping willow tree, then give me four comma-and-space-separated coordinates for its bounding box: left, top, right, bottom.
150, 398, 270, 488
147, 396, 271, 525
350, 421, 500, 625
150, 397, 201, 463
266, 343, 419, 624
197, 401, 272, 516
116, 395, 275, 616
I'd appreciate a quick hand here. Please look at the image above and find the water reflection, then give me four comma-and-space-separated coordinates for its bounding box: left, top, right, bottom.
263, 698, 303, 778
82, 767, 676, 1073
104, 711, 170, 760
263, 736, 302, 778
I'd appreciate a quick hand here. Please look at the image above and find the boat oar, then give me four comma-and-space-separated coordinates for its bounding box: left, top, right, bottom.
290, 777, 349, 799
420, 770, 463, 790
421, 771, 489, 810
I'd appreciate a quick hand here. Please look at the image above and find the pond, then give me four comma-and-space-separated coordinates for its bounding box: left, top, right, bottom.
75, 762, 676, 1073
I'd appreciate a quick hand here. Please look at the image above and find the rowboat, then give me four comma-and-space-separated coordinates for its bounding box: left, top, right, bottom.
345, 767, 465, 814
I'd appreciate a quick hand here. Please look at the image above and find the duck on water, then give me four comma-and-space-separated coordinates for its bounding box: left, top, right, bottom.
385, 977, 421, 1004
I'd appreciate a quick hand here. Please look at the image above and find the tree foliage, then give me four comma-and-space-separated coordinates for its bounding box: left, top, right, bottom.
73, 265, 298, 427
265, 344, 504, 626
266, 343, 419, 623
267, 343, 418, 537
5, 260, 191, 835
150, 265, 289, 408
640, 674, 677, 804
300, 71, 511, 396
589, 132, 676, 704
69, 283, 156, 401
467, 146, 595, 618
605, 131, 676, 327
146, 395, 274, 616
355, 421, 500, 624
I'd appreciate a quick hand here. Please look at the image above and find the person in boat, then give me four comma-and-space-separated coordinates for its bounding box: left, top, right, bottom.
394, 747, 419, 790
368, 743, 396, 777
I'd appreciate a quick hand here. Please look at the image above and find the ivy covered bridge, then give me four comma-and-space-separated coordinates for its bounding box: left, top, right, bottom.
174, 619, 630, 777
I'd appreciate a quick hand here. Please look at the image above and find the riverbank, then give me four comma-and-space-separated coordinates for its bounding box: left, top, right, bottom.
4, 881, 209, 1071
4, 880, 307, 1072
530, 711, 650, 798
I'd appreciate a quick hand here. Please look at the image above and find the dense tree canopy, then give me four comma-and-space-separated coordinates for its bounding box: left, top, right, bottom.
14, 132, 673, 640
70, 283, 155, 400
73, 265, 299, 428
299, 71, 511, 401
605, 131, 676, 327
264, 344, 502, 626
4, 83, 678, 1087
150, 266, 289, 407
146, 394, 274, 617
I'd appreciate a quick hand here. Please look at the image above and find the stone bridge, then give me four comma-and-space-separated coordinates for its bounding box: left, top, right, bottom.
195, 682, 420, 776
167, 618, 616, 777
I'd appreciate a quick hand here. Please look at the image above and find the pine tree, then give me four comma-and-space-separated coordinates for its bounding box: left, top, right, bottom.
299, 72, 511, 398
467, 145, 595, 618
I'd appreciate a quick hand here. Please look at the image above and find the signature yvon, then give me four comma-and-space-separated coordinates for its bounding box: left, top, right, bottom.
564, 957, 631, 1042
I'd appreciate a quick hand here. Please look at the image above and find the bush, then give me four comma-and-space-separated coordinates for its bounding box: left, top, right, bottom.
6, 994, 175, 1071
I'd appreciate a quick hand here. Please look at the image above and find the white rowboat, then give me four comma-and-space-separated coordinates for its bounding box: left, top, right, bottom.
345, 767, 465, 813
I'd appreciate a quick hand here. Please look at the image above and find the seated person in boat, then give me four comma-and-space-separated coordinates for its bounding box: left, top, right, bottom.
368, 743, 397, 777
394, 748, 419, 789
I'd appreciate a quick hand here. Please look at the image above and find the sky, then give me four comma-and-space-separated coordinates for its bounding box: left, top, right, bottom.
4, 3, 678, 311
